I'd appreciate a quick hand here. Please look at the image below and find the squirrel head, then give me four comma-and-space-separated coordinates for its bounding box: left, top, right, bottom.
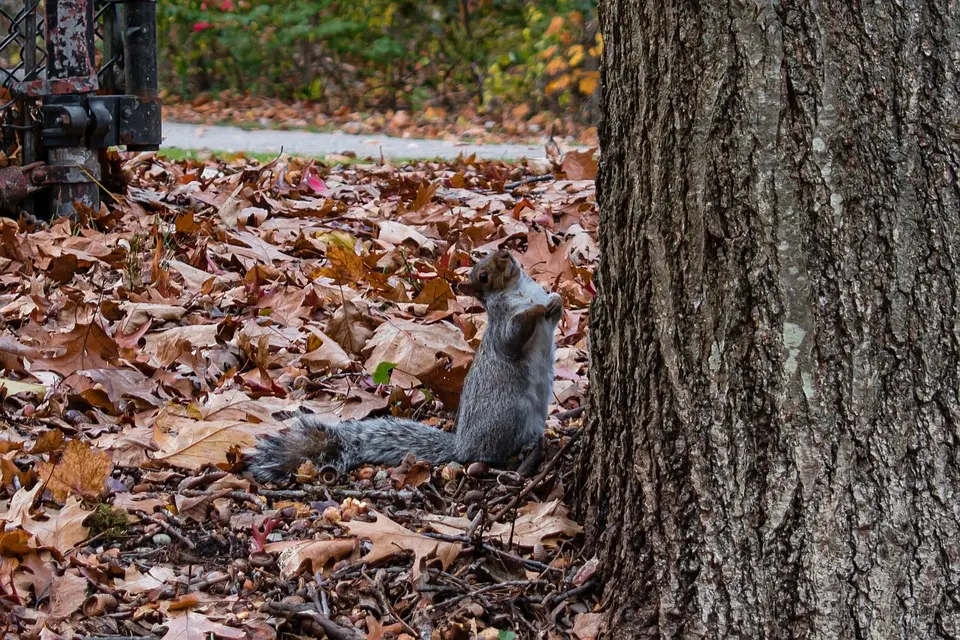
459, 249, 521, 302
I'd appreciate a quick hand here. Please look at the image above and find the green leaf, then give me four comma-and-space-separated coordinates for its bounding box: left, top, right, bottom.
499, 631, 518, 640
372, 361, 398, 385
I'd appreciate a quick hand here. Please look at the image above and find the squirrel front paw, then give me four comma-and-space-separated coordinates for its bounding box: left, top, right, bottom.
545, 293, 563, 322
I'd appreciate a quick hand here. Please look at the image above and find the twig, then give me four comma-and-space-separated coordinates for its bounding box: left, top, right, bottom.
505, 174, 554, 190
363, 570, 419, 638
488, 436, 578, 525
426, 579, 551, 611
189, 573, 231, 592
180, 489, 263, 512
141, 514, 196, 550
263, 601, 364, 640
77, 636, 158, 640
421, 532, 559, 573
555, 406, 585, 422
543, 577, 596, 610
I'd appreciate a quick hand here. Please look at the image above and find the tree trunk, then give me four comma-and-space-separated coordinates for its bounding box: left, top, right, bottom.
575, 1, 960, 638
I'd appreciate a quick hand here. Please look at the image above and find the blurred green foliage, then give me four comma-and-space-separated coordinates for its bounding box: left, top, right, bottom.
158, 0, 599, 120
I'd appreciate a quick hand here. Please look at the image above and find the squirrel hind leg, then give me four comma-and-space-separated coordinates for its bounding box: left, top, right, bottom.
247, 417, 343, 484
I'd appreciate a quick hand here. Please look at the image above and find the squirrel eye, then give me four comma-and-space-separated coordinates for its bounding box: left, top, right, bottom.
478, 271, 489, 284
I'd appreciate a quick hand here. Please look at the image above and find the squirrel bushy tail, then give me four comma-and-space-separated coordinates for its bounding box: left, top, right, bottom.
248, 415, 457, 483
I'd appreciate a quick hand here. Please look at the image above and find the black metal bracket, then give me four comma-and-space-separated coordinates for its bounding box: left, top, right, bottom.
39, 94, 160, 150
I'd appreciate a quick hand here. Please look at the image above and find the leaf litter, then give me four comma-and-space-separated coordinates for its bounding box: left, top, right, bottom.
0, 147, 599, 640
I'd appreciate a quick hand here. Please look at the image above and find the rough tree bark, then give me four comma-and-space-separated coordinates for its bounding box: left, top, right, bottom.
575, 1, 959, 637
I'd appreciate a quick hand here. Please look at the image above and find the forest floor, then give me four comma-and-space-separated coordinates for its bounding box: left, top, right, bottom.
0, 147, 600, 640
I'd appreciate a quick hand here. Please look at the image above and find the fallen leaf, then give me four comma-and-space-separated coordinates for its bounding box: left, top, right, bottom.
46, 570, 87, 620
115, 565, 179, 595
23, 496, 92, 551
263, 538, 359, 578
152, 419, 275, 471
389, 453, 431, 489
0, 483, 42, 527
161, 610, 246, 640
32, 322, 120, 377
299, 330, 354, 373
363, 319, 473, 407
325, 299, 376, 356
413, 278, 455, 311
561, 148, 598, 180
342, 509, 460, 582
0, 377, 47, 397
572, 612, 603, 640
35, 440, 112, 501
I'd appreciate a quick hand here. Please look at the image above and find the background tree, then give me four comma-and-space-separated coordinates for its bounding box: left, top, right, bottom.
575, 1, 959, 637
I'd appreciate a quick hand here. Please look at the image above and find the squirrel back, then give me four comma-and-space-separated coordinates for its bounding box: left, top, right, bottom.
247, 249, 562, 483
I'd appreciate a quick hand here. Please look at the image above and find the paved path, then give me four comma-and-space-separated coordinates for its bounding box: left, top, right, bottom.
161, 121, 558, 161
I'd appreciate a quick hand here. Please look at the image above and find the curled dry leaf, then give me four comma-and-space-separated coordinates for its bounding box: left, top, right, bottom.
35, 440, 112, 501
299, 330, 353, 373
342, 509, 461, 582
263, 538, 359, 578
390, 453, 431, 489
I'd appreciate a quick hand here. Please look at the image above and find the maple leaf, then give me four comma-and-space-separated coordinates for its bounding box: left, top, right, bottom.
319, 246, 366, 285
263, 538, 359, 578
35, 440, 112, 501
161, 610, 246, 640
342, 509, 460, 582
32, 323, 120, 377
23, 497, 92, 551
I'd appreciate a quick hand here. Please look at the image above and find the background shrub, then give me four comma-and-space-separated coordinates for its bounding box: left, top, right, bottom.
158, 0, 600, 122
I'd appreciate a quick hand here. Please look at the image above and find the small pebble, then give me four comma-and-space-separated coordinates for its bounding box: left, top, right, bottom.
152, 533, 172, 546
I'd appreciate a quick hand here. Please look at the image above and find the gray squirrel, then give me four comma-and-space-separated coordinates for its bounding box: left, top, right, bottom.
247, 249, 563, 483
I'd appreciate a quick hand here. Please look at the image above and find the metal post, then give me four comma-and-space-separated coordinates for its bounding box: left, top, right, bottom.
22, 0, 37, 166
100, 3, 123, 93
44, 0, 100, 218
122, 0, 159, 151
